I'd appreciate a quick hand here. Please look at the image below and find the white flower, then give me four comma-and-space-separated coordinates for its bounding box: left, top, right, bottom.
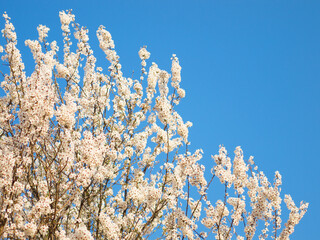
25, 222, 37, 237
37, 25, 50, 42
138, 46, 151, 60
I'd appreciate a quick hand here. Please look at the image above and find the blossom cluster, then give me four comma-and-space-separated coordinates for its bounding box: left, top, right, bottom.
0, 11, 308, 239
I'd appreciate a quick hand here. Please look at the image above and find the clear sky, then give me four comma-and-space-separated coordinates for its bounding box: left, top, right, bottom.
1, 0, 319, 239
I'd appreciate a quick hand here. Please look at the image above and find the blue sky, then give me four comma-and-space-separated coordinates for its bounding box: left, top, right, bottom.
1, 0, 319, 238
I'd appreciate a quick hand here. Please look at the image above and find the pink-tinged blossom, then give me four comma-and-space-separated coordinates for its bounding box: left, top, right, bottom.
0, 11, 308, 240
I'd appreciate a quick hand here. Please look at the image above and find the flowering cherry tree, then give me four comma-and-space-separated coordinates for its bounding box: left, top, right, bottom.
0, 11, 308, 240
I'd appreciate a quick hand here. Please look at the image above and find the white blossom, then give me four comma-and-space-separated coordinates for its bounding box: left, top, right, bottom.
0, 11, 308, 240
